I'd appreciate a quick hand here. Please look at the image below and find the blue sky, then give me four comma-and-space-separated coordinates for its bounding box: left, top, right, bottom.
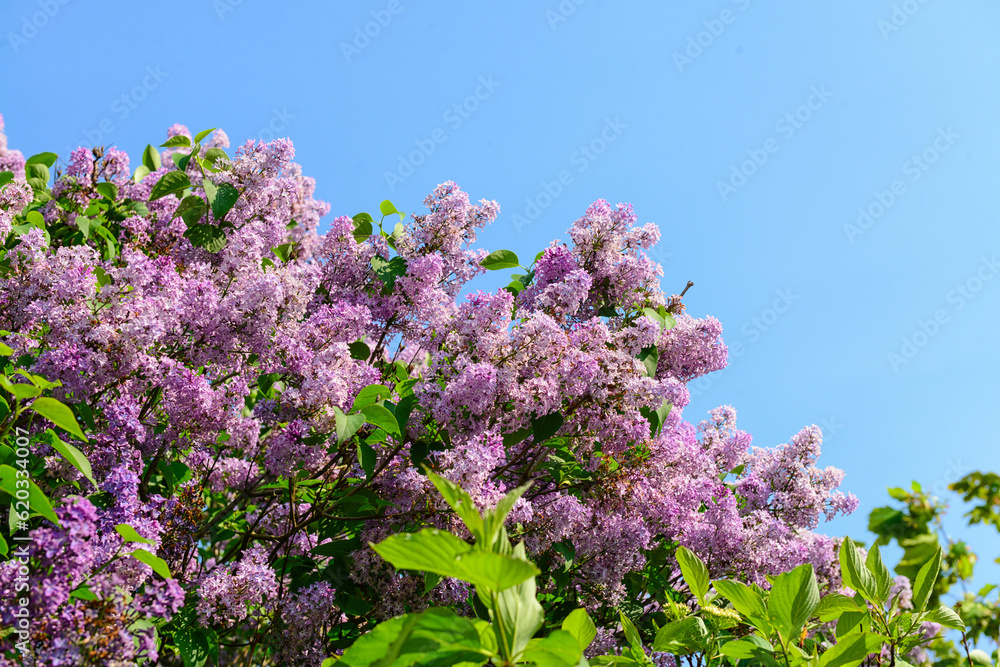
2, 0, 998, 583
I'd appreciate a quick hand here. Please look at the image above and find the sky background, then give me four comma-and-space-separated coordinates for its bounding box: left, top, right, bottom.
1, 1, 997, 587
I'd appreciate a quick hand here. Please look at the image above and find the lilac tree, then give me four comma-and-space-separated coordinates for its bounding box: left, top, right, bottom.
0, 116, 859, 665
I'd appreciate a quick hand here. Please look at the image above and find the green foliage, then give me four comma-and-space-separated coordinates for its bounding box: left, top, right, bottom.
340, 471, 595, 667
951, 472, 1000, 532
611, 536, 971, 667
327, 468, 998, 667
481, 249, 522, 270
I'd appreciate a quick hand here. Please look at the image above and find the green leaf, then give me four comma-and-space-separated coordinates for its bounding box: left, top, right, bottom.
0, 172, 12, 187
172, 152, 191, 171
272, 243, 292, 263
561, 608, 597, 651
521, 630, 583, 667
203, 147, 228, 170
95, 182, 118, 200
719, 636, 774, 660
0, 375, 41, 399
174, 628, 209, 667
910, 546, 941, 613
352, 213, 373, 242
68, 584, 98, 601
639, 400, 672, 437
361, 404, 400, 438
337, 608, 484, 667
379, 199, 404, 220
818, 632, 883, 667
74, 215, 95, 241
202, 179, 239, 220
94, 266, 113, 290
116, 523, 155, 545
494, 551, 545, 658
41, 429, 96, 487
142, 144, 161, 172
25, 152, 58, 168
713, 579, 769, 628
172, 195, 207, 225
27, 397, 87, 441
370, 255, 407, 292
183, 223, 227, 252
503, 280, 525, 296
865, 543, 892, 605
619, 611, 643, 652
642, 306, 676, 332
26, 163, 49, 184
0, 464, 59, 526
0, 342, 12, 356
348, 341, 370, 361
531, 411, 564, 444
333, 407, 366, 444
392, 394, 416, 436
675, 545, 710, 605
149, 170, 191, 200
129, 548, 171, 579
425, 470, 486, 540
371, 528, 539, 592
967, 649, 994, 666
920, 604, 964, 631
14, 370, 60, 392
352, 384, 391, 412
357, 441, 376, 478
481, 249, 521, 270
503, 427, 532, 448
133, 165, 151, 183
767, 563, 820, 643
372, 528, 470, 576
638, 345, 659, 378
652, 616, 709, 655
194, 128, 217, 143
839, 537, 877, 603
488, 482, 531, 540
334, 615, 407, 667
25, 210, 44, 229
814, 593, 862, 622
160, 135, 192, 148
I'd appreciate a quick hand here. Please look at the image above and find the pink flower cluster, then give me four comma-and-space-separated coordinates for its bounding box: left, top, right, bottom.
0, 116, 857, 661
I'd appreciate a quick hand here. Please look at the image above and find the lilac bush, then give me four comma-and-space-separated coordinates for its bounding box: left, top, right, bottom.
0, 115, 859, 665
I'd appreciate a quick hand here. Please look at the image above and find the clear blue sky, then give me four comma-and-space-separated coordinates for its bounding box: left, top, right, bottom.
2, 0, 997, 581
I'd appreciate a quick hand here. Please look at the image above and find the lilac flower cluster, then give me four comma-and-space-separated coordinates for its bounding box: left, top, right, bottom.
0, 497, 184, 665
0, 116, 858, 662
